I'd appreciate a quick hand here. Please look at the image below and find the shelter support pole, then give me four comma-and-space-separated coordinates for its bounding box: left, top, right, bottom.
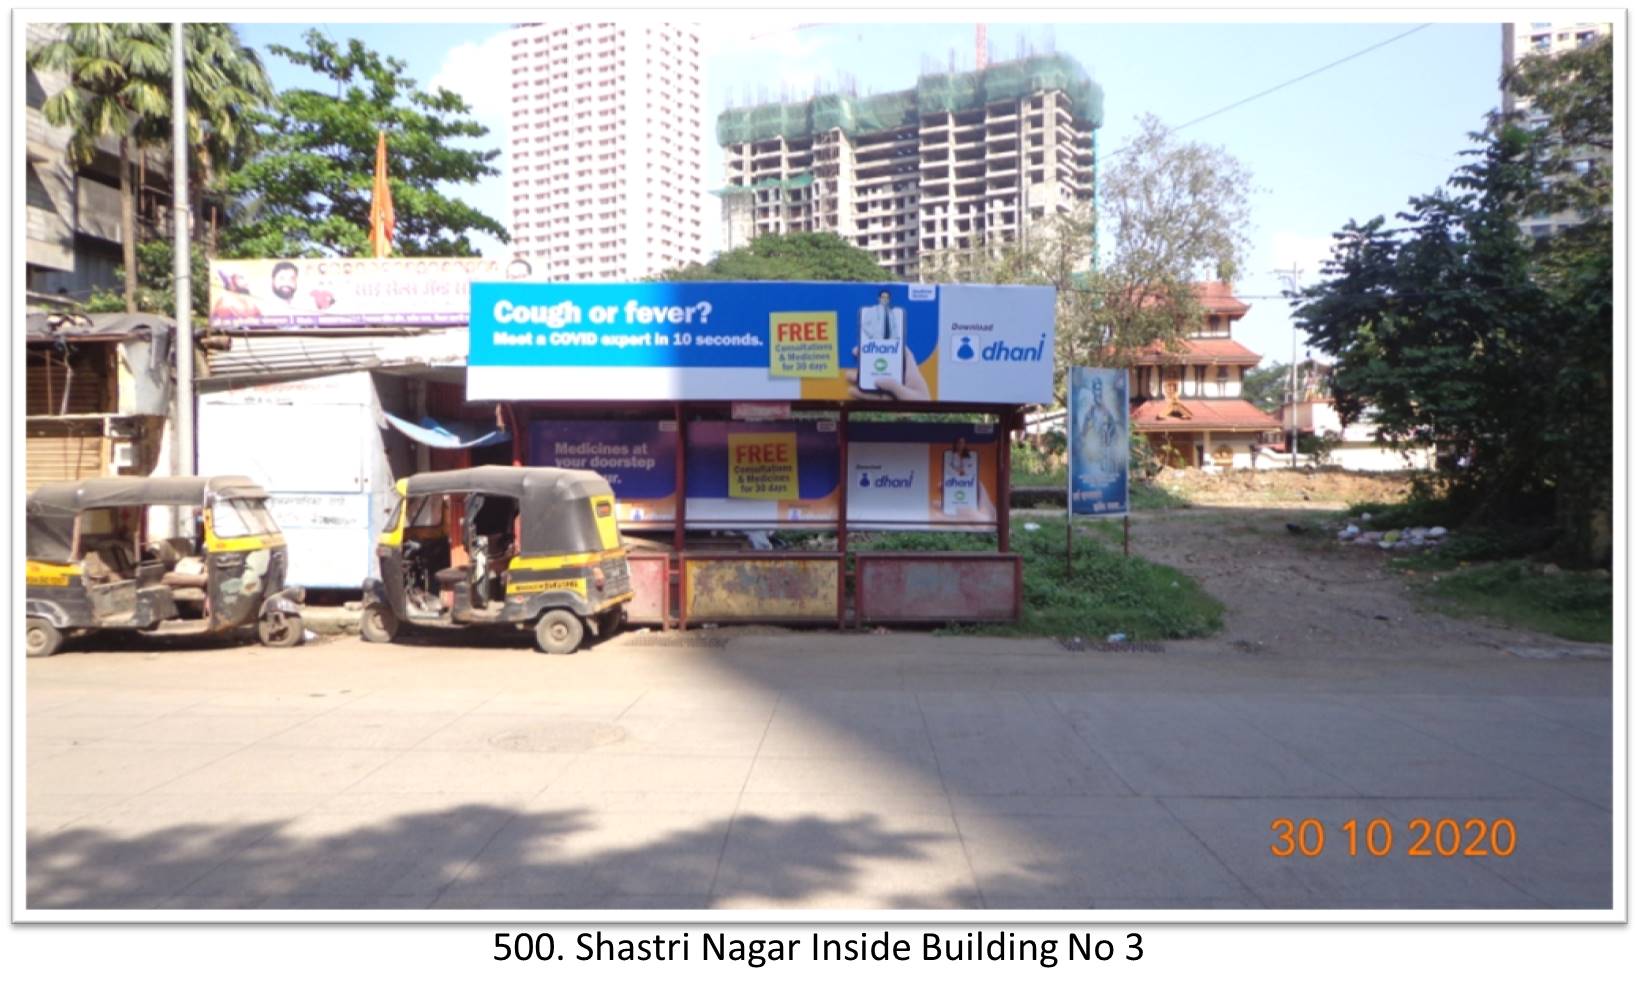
997, 406, 1013, 554
837, 404, 849, 629
673, 401, 686, 629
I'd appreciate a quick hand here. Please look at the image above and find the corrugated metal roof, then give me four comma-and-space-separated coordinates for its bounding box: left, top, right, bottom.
200, 329, 467, 383
26, 311, 174, 342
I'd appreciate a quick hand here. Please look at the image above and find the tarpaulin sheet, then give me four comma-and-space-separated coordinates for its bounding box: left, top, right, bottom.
383, 412, 511, 450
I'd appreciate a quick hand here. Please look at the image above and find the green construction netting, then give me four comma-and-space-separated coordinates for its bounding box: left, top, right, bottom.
711, 173, 816, 197
716, 54, 1103, 146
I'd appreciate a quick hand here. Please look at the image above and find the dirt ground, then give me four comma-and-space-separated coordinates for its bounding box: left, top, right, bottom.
1120, 507, 1599, 659
1154, 467, 1418, 509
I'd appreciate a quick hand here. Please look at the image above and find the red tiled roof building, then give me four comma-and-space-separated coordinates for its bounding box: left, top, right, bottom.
1128, 282, 1281, 468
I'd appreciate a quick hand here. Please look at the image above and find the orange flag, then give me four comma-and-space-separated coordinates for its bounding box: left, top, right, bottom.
369, 130, 395, 258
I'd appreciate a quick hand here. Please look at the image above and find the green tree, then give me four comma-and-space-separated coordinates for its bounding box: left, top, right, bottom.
1294, 36, 1611, 563
31, 23, 274, 306
219, 31, 506, 258
85, 239, 209, 318
920, 114, 1254, 400
1240, 361, 1292, 414
30, 23, 170, 310
657, 232, 892, 282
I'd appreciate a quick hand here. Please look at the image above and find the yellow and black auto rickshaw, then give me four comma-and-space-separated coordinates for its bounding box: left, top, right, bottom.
361, 466, 632, 653
24, 475, 306, 657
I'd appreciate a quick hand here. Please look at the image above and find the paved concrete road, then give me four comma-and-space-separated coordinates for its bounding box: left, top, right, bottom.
25, 628, 1613, 912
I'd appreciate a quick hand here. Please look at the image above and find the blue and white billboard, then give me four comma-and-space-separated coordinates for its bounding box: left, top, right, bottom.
1069, 366, 1129, 517
466, 281, 1056, 404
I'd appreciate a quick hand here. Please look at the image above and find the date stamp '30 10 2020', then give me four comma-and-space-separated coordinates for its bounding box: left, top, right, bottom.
1270, 818, 1518, 859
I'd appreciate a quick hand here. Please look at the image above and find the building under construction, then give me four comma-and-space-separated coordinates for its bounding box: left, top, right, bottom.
715, 53, 1103, 277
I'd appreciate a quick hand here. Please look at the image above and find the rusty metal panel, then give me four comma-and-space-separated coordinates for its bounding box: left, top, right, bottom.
626, 552, 670, 625
683, 555, 840, 623
856, 553, 1021, 624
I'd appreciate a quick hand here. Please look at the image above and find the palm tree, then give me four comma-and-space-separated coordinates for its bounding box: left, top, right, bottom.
140, 24, 273, 252
30, 23, 169, 310
31, 23, 274, 308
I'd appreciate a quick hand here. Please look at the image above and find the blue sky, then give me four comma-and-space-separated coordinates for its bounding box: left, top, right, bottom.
233, 19, 1505, 364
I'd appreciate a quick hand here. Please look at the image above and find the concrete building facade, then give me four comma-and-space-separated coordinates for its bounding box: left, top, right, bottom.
506, 21, 708, 281
1501, 20, 1612, 238
1128, 283, 1282, 470
24, 23, 176, 303
715, 54, 1101, 277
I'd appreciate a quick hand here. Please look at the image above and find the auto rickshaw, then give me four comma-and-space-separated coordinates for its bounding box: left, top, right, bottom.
24, 476, 306, 658
361, 466, 633, 654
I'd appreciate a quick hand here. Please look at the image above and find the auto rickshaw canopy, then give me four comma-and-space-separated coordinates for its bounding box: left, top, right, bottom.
26, 475, 269, 562
399, 466, 615, 555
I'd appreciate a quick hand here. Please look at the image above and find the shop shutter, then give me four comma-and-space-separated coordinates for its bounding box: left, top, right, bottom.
27, 349, 112, 416
26, 427, 106, 491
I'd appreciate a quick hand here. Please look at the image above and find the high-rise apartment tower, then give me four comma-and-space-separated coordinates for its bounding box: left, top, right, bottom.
715, 54, 1102, 277
507, 22, 707, 280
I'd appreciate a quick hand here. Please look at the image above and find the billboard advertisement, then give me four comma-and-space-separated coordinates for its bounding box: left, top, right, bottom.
846, 422, 999, 529
527, 420, 679, 526
208, 257, 531, 330
466, 281, 1056, 404
525, 418, 1000, 530
1069, 367, 1130, 517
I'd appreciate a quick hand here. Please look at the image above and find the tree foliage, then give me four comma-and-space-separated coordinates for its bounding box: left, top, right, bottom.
30, 24, 171, 309
219, 30, 506, 258
919, 113, 1254, 400
30, 22, 273, 307
657, 232, 891, 282
1294, 37, 1612, 563
1240, 361, 1292, 414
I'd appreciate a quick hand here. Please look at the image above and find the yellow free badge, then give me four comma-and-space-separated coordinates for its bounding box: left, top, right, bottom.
768, 311, 839, 379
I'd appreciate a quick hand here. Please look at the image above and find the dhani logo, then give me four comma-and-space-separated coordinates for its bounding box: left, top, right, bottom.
855, 465, 915, 489
951, 330, 1047, 363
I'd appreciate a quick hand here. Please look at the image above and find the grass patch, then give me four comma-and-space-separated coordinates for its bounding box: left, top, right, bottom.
1403, 560, 1612, 643
1131, 480, 1191, 511
1345, 496, 1608, 642
851, 517, 1223, 641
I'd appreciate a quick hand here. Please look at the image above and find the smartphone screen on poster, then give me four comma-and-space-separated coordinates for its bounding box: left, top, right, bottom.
857, 304, 907, 392
942, 449, 980, 515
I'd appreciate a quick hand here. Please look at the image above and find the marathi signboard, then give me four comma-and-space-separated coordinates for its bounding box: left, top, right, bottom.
208, 257, 528, 330
466, 282, 1056, 404
1068, 367, 1130, 517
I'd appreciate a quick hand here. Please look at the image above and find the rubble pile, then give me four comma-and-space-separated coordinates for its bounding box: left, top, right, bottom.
1335, 512, 1452, 553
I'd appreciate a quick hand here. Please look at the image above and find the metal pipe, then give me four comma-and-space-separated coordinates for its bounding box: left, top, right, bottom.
172, 22, 194, 482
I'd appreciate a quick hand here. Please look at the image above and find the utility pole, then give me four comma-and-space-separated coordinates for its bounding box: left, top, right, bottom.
172, 22, 194, 487
1273, 264, 1303, 469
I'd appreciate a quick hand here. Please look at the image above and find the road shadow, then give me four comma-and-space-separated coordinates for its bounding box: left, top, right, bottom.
27, 804, 947, 910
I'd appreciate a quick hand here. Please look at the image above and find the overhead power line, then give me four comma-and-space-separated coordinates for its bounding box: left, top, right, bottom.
1106, 23, 1434, 159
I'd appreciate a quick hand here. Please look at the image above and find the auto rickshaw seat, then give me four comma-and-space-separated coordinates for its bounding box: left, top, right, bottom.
434, 566, 467, 589
82, 543, 135, 583
162, 556, 208, 590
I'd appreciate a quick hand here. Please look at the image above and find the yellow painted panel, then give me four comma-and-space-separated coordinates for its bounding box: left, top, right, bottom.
26, 561, 80, 587
685, 558, 838, 621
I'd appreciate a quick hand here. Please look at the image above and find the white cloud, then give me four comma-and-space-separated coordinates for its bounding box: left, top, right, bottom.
429, 28, 514, 138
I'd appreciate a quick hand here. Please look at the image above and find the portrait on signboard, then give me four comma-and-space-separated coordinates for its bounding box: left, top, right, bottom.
850, 286, 928, 402
1069, 367, 1130, 516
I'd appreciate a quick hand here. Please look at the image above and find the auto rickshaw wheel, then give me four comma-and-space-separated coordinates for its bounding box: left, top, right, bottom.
257, 611, 304, 648
26, 619, 62, 658
535, 609, 584, 655
360, 602, 400, 644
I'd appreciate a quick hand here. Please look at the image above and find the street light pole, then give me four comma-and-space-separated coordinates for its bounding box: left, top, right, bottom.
1273, 264, 1303, 469
171, 22, 194, 487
